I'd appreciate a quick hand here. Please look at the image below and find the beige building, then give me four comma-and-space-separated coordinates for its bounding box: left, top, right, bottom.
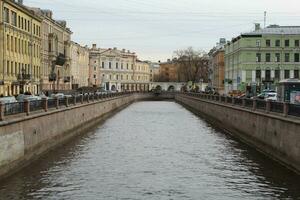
89, 45, 150, 91
29, 7, 72, 93
149, 62, 160, 82
70, 41, 89, 89
0, 0, 42, 96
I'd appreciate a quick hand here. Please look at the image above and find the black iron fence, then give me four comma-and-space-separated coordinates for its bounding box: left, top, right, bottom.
0, 92, 136, 120
182, 92, 300, 119
4, 102, 24, 116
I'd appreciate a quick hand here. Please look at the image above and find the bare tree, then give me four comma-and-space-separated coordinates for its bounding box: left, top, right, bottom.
174, 47, 209, 83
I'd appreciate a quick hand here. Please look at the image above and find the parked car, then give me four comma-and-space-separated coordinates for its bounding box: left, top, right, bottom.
265, 92, 278, 101
16, 94, 41, 102
0, 96, 17, 104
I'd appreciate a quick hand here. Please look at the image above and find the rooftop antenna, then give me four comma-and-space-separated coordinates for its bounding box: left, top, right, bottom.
264, 11, 267, 28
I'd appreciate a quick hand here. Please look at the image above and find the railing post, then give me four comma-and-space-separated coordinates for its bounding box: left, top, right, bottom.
242, 98, 246, 107
266, 100, 271, 113
24, 99, 30, 116
81, 95, 84, 104
252, 98, 257, 111
0, 102, 5, 121
283, 102, 289, 117
65, 97, 69, 107
42, 97, 48, 112
74, 96, 77, 105
55, 97, 59, 109
87, 94, 90, 103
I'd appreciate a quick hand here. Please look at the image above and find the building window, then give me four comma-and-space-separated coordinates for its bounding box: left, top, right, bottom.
275, 53, 280, 62
266, 53, 271, 62
256, 40, 261, 47
109, 75, 112, 80
126, 63, 129, 69
266, 40, 271, 47
285, 40, 290, 47
295, 40, 300, 47
285, 53, 290, 62
131, 64, 133, 70
109, 62, 112, 69
284, 70, 290, 79
94, 67, 96, 71
256, 53, 261, 62
121, 63, 123, 69
94, 74, 96, 79
275, 69, 280, 79
294, 70, 299, 79
102, 62, 104, 68
275, 40, 280, 47
11, 11, 17, 26
256, 70, 261, 79
116, 62, 119, 69
4, 7, 9, 23
265, 70, 271, 80
295, 53, 300, 62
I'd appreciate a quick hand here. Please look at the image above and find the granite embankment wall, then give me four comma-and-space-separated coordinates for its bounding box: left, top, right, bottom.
0, 93, 153, 179
175, 94, 300, 174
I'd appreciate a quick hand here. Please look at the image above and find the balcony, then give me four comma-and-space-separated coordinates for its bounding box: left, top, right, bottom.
56, 53, 66, 66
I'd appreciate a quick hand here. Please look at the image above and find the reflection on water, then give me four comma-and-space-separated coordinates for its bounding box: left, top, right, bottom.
0, 101, 299, 200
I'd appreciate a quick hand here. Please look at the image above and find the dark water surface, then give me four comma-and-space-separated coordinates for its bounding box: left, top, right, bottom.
1, 101, 300, 200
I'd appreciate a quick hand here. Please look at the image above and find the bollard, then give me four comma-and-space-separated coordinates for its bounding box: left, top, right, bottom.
42, 97, 48, 112
0, 102, 5, 121
283, 102, 289, 117
24, 99, 30, 115
266, 100, 271, 113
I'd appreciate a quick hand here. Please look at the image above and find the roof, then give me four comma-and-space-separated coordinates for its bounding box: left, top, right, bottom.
243, 26, 300, 36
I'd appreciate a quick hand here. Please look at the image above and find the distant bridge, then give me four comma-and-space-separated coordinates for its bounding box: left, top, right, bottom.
150, 82, 185, 91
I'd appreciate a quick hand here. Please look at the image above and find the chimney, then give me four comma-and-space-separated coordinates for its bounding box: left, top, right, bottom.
255, 23, 261, 31
18, 0, 23, 5
219, 38, 226, 44
92, 44, 97, 49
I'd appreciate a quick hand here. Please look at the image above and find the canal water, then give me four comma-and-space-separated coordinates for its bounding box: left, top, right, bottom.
0, 101, 300, 200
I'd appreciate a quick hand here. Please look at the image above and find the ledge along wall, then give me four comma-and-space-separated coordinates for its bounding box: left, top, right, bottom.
0, 93, 153, 180
175, 94, 300, 174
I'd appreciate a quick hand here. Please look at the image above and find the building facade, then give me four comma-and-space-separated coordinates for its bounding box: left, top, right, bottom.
29, 7, 72, 93
0, 0, 42, 96
149, 62, 160, 82
70, 41, 89, 89
159, 60, 179, 82
89, 45, 150, 91
209, 38, 226, 94
225, 24, 300, 95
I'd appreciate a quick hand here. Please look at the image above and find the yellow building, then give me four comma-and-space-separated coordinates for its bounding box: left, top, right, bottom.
28, 7, 72, 93
135, 60, 150, 91
0, 0, 42, 96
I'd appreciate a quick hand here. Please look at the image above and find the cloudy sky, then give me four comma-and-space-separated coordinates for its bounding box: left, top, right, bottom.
26, 0, 300, 62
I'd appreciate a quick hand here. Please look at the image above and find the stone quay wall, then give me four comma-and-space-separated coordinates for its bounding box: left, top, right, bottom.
0, 93, 152, 179
175, 93, 300, 174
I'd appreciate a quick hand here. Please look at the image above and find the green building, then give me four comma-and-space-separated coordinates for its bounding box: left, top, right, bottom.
225, 24, 300, 95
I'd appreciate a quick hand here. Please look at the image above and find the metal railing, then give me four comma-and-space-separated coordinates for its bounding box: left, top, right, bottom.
0, 92, 139, 121
29, 100, 43, 112
4, 102, 24, 116
181, 92, 300, 119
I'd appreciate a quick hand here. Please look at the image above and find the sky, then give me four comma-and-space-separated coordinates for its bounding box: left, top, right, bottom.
25, 0, 300, 62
